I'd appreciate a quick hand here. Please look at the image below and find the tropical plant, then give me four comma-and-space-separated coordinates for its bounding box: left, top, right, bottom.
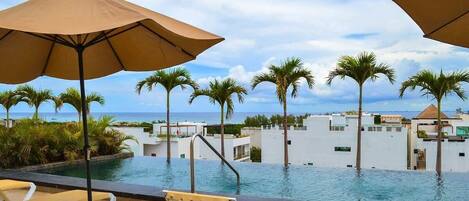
0, 116, 135, 168
0, 90, 25, 125
57, 88, 105, 121
87, 116, 136, 156
244, 114, 271, 127
16, 85, 56, 120
252, 57, 314, 167
327, 51, 395, 171
189, 78, 247, 157
400, 69, 469, 176
136, 67, 197, 162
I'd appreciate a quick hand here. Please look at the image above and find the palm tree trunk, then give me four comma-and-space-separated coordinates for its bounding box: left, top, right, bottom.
356, 85, 363, 171
283, 99, 289, 167
6, 108, 9, 128
78, 111, 82, 123
34, 106, 39, 120
166, 91, 171, 163
220, 103, 225, 158
436, 100, 442, 176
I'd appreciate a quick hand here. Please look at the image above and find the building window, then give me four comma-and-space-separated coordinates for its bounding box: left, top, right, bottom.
288, 140, 292, 145
334, 147, 351, 152
396, 127, 402, 132
386, 127, 392, 132
460, 152, 465, 157
368, 126, 383, 132
456, 127, 469, 137
180, 154, 185, 159
330, 126, 345, 131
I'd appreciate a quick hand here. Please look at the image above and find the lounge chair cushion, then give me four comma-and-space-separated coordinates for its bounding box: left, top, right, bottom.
164, 190, 236, 201
0, 180, 32, 191
29, 190, 115, 201
0, 179, 36, 201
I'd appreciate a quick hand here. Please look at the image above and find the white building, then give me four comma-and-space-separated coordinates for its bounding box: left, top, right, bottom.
410, 105, 469, 172
260, 113, 408, 170
200, 134, 250, 162
115, 122, 251, 162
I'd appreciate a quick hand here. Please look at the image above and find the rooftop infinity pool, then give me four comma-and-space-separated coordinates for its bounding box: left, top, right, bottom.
36, 157, 469, 201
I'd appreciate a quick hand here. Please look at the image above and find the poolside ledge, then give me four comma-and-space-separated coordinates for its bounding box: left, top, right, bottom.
0, 170, 288, 201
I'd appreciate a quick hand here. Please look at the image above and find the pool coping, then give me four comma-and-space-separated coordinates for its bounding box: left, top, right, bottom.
0, 169, 289, 201
13, 152, 134, 172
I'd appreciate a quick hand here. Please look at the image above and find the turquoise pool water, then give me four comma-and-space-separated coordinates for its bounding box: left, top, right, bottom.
37, 157, 469, 201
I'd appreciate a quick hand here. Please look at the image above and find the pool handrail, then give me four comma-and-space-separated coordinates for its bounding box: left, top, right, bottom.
190, 133, 240, 193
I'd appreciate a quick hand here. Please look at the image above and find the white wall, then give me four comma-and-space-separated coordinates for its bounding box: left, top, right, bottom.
143, 141, 178, 157
261, 114, 408, 170
418, 140, 469, 172
242, 128, 261, 148
113, 127, 152, 156
200, 136, 250, 161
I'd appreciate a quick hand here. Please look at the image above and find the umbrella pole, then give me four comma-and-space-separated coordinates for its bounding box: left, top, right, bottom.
77, 46, 93, 201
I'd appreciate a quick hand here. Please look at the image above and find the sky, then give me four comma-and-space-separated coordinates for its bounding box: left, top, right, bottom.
0, 0, 468, 114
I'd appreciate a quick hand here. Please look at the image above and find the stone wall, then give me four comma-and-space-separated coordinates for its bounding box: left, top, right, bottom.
14, 152, 134, 172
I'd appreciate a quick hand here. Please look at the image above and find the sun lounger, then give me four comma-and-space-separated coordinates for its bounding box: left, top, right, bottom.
29, 190, 116, 201
0, 179, 36, 201
164, 190, 236, 201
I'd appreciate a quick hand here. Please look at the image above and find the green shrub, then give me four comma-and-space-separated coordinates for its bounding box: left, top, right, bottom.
250, 147, 261, 162
244, 115, 270, 127
0, 116, 136, 168
417, 130, 427, 138
207, 124, 244, 135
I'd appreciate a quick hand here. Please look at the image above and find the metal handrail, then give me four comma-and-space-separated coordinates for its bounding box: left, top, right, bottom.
190, 133, 240, 193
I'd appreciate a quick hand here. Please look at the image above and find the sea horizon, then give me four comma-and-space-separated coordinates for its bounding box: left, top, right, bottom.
0, 111, 458, 124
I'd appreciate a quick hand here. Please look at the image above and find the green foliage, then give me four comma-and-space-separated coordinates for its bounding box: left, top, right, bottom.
243, 114, 310, 127
327, 52, 395, 86
250, 147, 261, 162
374, 115, 381, 124
207, 124, 244, 135
417, 130, 428, 138
16, 85, 56, 119
252, 57, 314, 105
0, 116, 135, 168
57, 88, 105, 118
113, 121, 154, 133
190, 78, 247, 119
244, 115, 270, 127
136, 67, 198, 95
400, 70, 469, 102
344, 110, 358, 115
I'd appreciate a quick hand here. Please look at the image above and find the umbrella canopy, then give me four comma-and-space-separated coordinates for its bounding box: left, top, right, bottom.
394, 0, 468, 48
0, 0, 223, 200
0, 0, 223, 83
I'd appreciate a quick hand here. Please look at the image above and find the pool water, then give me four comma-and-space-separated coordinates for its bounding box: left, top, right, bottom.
37, 157, 469, 201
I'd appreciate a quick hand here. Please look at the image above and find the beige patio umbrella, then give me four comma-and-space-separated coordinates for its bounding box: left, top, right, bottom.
393, 0, 468, 48
0, 0, 223, 200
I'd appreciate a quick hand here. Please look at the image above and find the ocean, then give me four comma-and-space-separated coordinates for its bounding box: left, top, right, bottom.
0, 111, 457, 124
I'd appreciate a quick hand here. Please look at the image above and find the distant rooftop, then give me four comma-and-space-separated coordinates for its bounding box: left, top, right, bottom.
414, 104, 449, 119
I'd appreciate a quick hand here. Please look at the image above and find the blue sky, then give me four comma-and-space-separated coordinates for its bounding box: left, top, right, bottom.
0, 0, 469, 114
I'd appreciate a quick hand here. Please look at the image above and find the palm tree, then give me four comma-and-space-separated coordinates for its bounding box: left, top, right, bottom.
327, 51, 395, 171
189, 78, 247, 158
136, 68, 197, 163
16, 85, 55, 120
0, 90, 26, 125
400, 70, 469, 176
57, 88, 105, 122
252, 57, 314, 167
